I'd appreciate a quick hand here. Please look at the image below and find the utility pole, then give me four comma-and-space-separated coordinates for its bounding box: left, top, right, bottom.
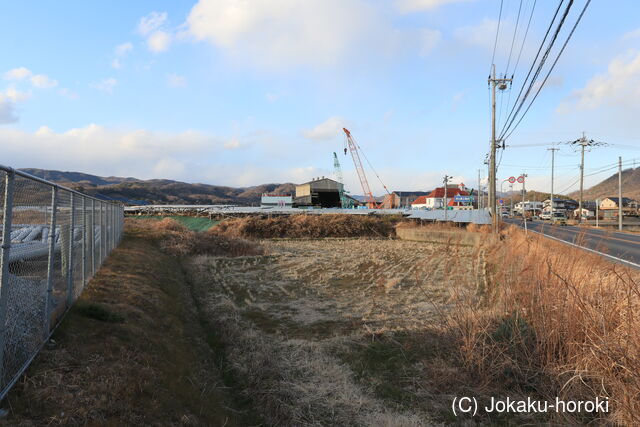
619, 156, 623, 231
443, 175, 451, 222
477, 169, 481, 209
521, 173, 528, 234
509, 183, 513, 216
548, 147, 559, 220
567, 132, 606, 224
488, 64, 511, 233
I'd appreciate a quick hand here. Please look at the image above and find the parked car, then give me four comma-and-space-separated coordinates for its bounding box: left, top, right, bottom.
540, 212, 551, 220
551, 212, 567, 225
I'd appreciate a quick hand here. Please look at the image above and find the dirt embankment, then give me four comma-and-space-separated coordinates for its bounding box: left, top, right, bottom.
213, 213, 405, 239
3, 219, 260, 425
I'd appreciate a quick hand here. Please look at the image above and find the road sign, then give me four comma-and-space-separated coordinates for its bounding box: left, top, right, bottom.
499, 199, 504, 205
517, 176, 525, 183
508, 176, 516, 184
454, 195, 474, 203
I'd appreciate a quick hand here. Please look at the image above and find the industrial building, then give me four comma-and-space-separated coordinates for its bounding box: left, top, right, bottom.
294, 177, 343, 208
380, 191, 431, 209
260, 193, 293, 208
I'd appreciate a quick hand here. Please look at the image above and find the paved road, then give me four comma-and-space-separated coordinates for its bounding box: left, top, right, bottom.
503, 219, 640, 268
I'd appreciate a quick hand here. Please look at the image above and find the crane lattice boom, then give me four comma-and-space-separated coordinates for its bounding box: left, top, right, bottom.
342, 128, 378, 208
333, 152, 348, 208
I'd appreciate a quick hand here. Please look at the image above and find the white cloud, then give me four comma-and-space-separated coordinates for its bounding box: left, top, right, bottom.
0, 88, 32, 123
559, 51, 640, 111
153, 157, 186, 177
451, 92, 464, 111
419, 28, 441, 56
454, 18, 500, 52
115, 42, 133, 56
302, 117, 350, 140
30, 74, 58, 89
185, 0, 440, 69
224, 137, 241, 149
137, 11, 168, 36
3, 87, 31, 102
148, 30, 172, 53
91, 78, 117, 93
4, 67, 57, 89
166, 73, 187, 87
0, 124, 215, 180
622, 28, 640, 40
111, 42, 134, 69
58, 88, 79, 99
4, 67, 32, 81
0, 98, 17, 124
395, 0, 474, 13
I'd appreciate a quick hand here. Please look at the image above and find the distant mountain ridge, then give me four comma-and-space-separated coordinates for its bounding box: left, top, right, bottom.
19, 168, 297, 206
569, 167, 640, 201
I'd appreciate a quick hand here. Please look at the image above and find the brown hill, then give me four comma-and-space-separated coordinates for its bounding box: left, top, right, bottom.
569, 167, 640, 201
19, 168, 296, 206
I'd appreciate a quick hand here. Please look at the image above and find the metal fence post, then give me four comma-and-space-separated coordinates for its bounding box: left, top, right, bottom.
81, 196, 86, 287
66, 193, 75, 307
108, 204, 113, 252
44, 187, 58, 337
98, 202, 103, 266
0, 170, 16, 382
111, 205, 115, 250
91, 199, 95, 277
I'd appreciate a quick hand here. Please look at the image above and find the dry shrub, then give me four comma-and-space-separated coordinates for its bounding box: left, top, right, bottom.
213, 214, 402, 239
129, 217, 264, 257
466, 223, 492, 233
453, 225, 640, 425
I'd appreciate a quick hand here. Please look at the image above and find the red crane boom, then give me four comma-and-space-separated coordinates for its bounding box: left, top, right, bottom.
342, 128, 382, 209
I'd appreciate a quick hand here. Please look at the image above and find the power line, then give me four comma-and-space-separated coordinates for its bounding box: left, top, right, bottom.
498, 0, 565, 139
502, 0, 592, 141
504, 0, 524, 76
490, 0, 505, 71
511, 0, 537, 79
500, 0, 575, 140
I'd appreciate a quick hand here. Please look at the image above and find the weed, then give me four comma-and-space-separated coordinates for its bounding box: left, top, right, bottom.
73, 302, 124, 323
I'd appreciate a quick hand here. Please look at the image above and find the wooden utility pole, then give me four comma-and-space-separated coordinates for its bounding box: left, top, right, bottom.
488, 65, 511, 233
477, 169, 481, 209
619, 156, 623, 231
567, 133, 606, 224
443, 175, 451, 221
548, 147, 559, 219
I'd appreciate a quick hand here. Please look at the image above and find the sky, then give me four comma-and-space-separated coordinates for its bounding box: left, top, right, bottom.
1, 0, 640, 196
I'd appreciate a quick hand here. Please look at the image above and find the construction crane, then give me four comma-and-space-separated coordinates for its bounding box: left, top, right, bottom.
332, 152, 349, 208
342, 128, 390, 209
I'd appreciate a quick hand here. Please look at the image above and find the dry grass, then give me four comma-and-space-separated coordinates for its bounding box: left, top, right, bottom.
186, 238, 487, 425
449, 225, 640, 425
128, 217, 264, 257
213, 214, 404, 239
4, 224, 250, 425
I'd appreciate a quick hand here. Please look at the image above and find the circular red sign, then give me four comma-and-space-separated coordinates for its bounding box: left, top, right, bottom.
517, 176, 524, 183
508, 176, 516, 183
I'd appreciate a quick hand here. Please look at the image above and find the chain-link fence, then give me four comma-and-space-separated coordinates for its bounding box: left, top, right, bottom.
0, 165, 123, 400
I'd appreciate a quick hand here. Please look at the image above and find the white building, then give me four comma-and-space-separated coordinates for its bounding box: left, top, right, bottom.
260, 193, 293, 208
514, 201, 543, 214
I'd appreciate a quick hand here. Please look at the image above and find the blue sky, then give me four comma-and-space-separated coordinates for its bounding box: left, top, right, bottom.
1, 0, 640, 195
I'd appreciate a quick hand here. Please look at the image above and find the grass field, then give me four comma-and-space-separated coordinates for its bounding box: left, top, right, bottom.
3, 225, 253, 425
186, 238, 501, 425
6, 217, 637, 425
131, 215, 219, 232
